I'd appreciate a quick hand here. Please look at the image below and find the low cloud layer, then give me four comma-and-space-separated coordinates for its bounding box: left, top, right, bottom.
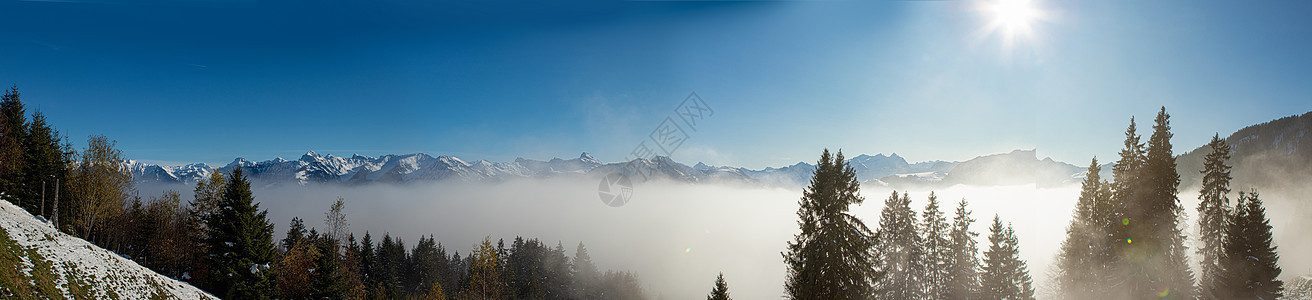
136, 177, 1310, 299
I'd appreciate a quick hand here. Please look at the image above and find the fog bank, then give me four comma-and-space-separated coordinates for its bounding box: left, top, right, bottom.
135, 178, 1311, 299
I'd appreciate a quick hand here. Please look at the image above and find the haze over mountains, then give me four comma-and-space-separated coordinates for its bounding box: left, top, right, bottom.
124, 111, 1311, 191
122, 149, 1083, 190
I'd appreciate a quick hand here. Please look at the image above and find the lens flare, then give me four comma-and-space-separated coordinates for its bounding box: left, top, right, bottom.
1156, 287, 1170, 297
1126, 238, 1133, 244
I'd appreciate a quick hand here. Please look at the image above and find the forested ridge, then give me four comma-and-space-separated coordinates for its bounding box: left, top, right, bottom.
0, 86, 646, 299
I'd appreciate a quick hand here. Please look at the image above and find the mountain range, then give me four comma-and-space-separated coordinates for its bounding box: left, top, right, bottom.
123, 149, 1083, 190
124, 110, 1312, 191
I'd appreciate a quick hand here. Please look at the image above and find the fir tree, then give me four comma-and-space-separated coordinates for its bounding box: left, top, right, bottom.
1055, 158, 1116, 299
282, 217, 307, 253
544, 242, 572, 300
1196, 134, 1232, 300
707, 272, 730, 300
1110, 116, 1145, 270
573, 242, 600, 299
203, 168, 277, 299
1217, 191, 1282, 299
412, 235, 449, 298
982, 215, 1035, 300
1123, 107, 1194, 299
946, 198, 980, 300
21, 110, 72, 217
0, 86, 26, 200
782, 149, 878, 299
875, 191, 921, 299
360, 231, 376, 297
310, 232, 347, 299
506, 237, 547, 299
376, 233, 408, 299
921, 192, 952, 298
598, 270, 646, 300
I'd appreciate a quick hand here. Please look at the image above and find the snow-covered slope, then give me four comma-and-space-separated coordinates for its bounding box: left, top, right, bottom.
121, 160, 213, 184
0, 200, 215, 299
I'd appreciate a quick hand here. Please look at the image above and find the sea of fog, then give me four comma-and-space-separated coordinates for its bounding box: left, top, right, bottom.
136, 178, 1310, 299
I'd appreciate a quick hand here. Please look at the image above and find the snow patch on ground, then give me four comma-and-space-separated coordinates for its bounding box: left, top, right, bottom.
0, 200, 216, 299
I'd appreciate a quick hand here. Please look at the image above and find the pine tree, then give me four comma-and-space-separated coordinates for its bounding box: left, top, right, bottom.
1217, 191, 1282, 299
572, 242, 600, 299
360, 232, 378, 299
544, 242, 572, 300
203, 168, 277, 299
505, 237, 548, 299
920, 192, 952, 298
376, 233, 408, 298
982, 215, 1035, 300
21, 110, 72, 217
782, 149, 877, 299
1196, 134, 1232, 300
310, 232, 347, 299
413, 235, 448, 299
1122, 107, 1194, 299
946, 198, 980, 300
341, 233, 368, 299
0, 86, 26, 201
707, 272, 730, 300
282, 217, 307, 253
875, 191, 921, 299
1055, 158, 1116, 299
1110, 117, 1144, 265
598, 270, 646, 300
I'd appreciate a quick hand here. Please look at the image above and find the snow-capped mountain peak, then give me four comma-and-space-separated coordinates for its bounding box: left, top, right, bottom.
123, 149, 1093, 190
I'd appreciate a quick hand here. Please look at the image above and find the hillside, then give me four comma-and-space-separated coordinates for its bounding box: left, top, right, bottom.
1177, 111, 1312, 189
0, 200, 215, 299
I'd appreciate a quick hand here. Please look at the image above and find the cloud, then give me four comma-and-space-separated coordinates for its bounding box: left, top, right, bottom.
133, 177, 1310, 298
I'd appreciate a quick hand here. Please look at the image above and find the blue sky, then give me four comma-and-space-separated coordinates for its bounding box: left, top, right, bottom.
1, 0, 1309, 169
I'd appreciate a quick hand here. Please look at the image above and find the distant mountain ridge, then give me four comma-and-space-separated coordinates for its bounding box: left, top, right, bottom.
1176, 110, 1312, 189
123, 149, 1089, 189
133, 109, 1312, 190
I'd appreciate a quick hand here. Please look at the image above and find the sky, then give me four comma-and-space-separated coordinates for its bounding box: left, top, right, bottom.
1, 0, 1310, 169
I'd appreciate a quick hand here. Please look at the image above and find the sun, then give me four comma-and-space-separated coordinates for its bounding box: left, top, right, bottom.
992, 0, 1037, 30
981, 0, 1044, 49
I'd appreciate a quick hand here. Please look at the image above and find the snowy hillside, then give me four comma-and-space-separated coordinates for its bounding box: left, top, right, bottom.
0, 200, 215, 299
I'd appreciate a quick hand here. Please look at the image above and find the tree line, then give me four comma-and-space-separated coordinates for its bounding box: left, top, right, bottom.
776, 107, 1284, 299
0, 86, 648, 299
782, 149, 1035, 299
1053, 107, 1283, 299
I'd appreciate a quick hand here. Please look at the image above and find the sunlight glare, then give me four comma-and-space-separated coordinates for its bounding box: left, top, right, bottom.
981, 0, 1044, 50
